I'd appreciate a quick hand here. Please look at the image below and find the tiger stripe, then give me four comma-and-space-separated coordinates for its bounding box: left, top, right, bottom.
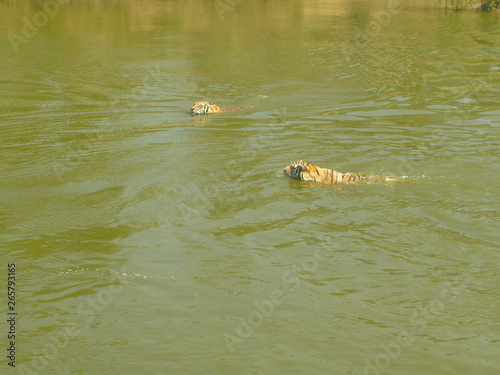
191, 101, 255, 114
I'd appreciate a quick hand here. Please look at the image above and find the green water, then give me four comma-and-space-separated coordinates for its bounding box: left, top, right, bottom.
1, 1, 499, 374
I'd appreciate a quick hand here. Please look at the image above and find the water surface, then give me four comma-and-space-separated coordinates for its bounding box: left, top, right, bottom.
1, 1, 499, 374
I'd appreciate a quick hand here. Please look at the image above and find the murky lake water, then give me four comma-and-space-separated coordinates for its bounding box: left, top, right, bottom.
1, 1, 499, 374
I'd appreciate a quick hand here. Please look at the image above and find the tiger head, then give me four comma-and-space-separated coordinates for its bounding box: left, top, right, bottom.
283, 160, 319, 181
191, 101, 220, 114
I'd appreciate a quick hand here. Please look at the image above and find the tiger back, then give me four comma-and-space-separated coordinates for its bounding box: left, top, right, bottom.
191, 101, 255, 114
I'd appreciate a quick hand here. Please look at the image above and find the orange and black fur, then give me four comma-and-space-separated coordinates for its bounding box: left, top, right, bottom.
191, 101, 255, 114
283, 160, 376, 185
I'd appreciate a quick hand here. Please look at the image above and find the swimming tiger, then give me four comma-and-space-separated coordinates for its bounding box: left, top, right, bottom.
191, 101, 255, 114
283, 160, 376, 185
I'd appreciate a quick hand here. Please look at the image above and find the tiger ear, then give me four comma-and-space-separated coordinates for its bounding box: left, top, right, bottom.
295, 163, 307, 172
